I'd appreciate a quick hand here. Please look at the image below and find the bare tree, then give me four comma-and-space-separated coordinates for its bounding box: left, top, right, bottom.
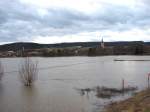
19, 58, 38, 86
0, 60, 4, 81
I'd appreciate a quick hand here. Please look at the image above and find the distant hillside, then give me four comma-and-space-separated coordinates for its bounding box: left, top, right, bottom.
0, 42, 43, 51
144, 42, 150, 46
0, 41, 146, 52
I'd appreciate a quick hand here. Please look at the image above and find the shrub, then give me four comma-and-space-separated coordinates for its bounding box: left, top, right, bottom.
19, 58, 38, 86
0, 61, 4, 81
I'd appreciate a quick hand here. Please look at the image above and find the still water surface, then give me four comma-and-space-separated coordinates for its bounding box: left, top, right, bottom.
0, 56, 149, 112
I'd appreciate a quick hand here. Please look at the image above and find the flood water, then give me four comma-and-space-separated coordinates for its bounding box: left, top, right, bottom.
0, 56, 149, 112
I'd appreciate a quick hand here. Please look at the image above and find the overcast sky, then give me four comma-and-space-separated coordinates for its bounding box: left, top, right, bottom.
0, 0, 150, 44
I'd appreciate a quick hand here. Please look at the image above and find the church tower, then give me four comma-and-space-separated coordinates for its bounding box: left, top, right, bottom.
101, 38, 105, 48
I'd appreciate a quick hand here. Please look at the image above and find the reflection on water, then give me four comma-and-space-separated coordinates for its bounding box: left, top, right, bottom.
0, 83, 4, 96
0, 56, 149, 112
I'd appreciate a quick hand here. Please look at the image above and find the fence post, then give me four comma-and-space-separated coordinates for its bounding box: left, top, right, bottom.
148, 73, 150, 89
122, 78, 125, 92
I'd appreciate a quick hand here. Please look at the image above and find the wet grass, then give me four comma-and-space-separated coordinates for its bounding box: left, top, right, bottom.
114, 59, 150, 61
144, 108, 150, 112
76, 86, 137, 99
104, 89, 150, 112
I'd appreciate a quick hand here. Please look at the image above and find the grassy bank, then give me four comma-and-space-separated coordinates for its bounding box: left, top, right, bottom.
104, 89, 150, 112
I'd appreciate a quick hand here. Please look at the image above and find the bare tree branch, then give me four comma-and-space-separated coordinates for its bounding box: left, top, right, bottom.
19, 58, 38, 86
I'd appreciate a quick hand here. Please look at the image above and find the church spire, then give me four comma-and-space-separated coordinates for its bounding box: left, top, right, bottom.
101, 37, 105, 48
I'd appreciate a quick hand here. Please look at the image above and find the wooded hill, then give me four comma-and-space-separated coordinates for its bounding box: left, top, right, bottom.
0, 41, 146, 52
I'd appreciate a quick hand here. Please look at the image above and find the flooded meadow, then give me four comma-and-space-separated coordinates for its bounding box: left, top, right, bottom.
0, 56, 149, 112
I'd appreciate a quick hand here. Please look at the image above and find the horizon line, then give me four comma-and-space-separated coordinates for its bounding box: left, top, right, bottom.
0, 40, 147, 45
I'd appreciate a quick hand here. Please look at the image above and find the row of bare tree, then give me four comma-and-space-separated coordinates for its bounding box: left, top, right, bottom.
0, 58, 38, 86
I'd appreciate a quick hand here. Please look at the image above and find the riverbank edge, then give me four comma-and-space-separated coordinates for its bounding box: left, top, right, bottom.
104, 89, 150, 112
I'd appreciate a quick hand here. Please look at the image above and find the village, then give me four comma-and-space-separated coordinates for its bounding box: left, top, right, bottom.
1, 39, 150, 57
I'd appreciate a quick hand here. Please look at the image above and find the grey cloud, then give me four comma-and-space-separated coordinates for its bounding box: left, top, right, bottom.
0, 10, 8, 25
0, 0, 150, 43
